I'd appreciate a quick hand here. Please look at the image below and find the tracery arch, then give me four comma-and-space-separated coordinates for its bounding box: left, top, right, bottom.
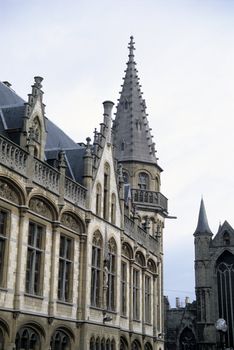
216, 250, 234, 347
15, 326, 41, 350
29, 195, 57, 221
0, 176, 25, 205
50, 328, 71, 350
60, 211, 85, 233
179, 327, 196, 350
131, 339, 141, 350
122, 242, 133, 259
135, 251, 145, 266
120, 336, 129, 350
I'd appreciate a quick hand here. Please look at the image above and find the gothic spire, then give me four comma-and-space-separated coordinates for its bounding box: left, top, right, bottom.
113, 36, 158, 165
194, 198, 213, 236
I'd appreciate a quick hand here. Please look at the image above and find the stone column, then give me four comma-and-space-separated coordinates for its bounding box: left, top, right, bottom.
48, 222, 59, 316
77, 235, 88, 320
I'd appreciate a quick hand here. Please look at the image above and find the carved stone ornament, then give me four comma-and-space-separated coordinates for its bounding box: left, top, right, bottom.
0, 179, 19, 204
29, 197, 52, 220
61, 213, 81, 232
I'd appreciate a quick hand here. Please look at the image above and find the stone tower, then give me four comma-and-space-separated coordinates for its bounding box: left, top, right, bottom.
113, 36, 168, 338
194, 198, 214, 348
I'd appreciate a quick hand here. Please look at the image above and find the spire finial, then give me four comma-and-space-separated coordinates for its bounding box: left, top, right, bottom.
194, 198, 213, 236
128, 36, 135, 60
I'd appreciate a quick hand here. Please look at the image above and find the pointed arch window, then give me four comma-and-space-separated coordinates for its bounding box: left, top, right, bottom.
96, 184, 102, 216
0, 328, 4, 350
103, 163, 110, 220
15, 327, 40, 350
111, 193, 116, 225
50, 330, 71, 350
107, 238, 117, 311
138, 172, 149, 190
91, 232, 103, 307
216, 251, 234, 347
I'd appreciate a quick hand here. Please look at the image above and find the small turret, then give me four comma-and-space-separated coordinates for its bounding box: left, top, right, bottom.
103, 100, 114, 144
194, 198, 212, 237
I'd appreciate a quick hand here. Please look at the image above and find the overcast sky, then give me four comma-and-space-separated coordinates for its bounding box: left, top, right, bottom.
1, 0, 234, 307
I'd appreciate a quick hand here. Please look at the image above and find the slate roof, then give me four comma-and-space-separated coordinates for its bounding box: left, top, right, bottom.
194, 198, 213, 236
113, 36, 159, 166
0, 80, 85, 184
0, 81, 25, 107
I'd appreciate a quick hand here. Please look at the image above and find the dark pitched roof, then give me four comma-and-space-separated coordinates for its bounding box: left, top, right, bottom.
194, 198, 213, 236
0, 81, 25, 107
113, 37, 158, 166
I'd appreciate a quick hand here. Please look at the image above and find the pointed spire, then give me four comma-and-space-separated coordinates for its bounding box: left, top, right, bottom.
113, 36, 159, 166
194, 198, 213, 236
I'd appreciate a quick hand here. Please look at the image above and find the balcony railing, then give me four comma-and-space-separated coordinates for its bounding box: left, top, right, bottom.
0, 135, 86, 207
124, 215, 158, 253
131, 188, 168, 213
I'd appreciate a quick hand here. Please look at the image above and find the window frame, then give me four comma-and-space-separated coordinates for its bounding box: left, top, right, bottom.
57, 234, 74, 302
91, 233, 102, 307
133, 268, 140, 320
145, 274, 151, 324
25, 221, 45, 296
0, 208, 10, 288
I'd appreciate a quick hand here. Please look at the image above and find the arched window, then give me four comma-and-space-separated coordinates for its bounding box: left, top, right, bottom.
15, 327, 40, 350
111, 339, 116, 350
91, 232, 103, 307
111, 194, 116, 225
96, 184, 102, 216
51, 330, 71, 350
101, 338, 105, 350
120, 337, 128, 350
90, 337, 95, 350
216, 251, 234, 347
144, 343, 153, 350
106, 339, 111, 350
179, 327, 196, 350
131, 340, 141, 350
106, 238, 117, 311
103, 164, 110, 220
135, 251, 145, 267
138, 172, 149, 190
0, 328, 4, 350
96, 337, 100, 350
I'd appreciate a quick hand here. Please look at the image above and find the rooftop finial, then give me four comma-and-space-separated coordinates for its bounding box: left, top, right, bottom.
128, 36, 135, 61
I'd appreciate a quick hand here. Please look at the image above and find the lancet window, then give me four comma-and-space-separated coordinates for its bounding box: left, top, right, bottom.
106, 238, 117, 311
103, 164, 110, 220
91, 232, 102, 307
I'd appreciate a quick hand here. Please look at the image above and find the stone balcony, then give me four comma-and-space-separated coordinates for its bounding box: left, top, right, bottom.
131, 188, 168, 213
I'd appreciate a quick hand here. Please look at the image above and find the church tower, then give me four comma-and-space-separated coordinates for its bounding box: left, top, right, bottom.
113, 36, 168, 343
113, 36, 167, 241
194, 199, 214, 349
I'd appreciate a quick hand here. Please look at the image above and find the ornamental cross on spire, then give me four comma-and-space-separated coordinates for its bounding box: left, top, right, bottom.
128, 36, 135, 61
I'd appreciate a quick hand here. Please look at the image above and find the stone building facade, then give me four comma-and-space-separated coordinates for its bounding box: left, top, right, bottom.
164, 199, 234, 350
0, 37, 168, 349
194, 199, 234, 349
